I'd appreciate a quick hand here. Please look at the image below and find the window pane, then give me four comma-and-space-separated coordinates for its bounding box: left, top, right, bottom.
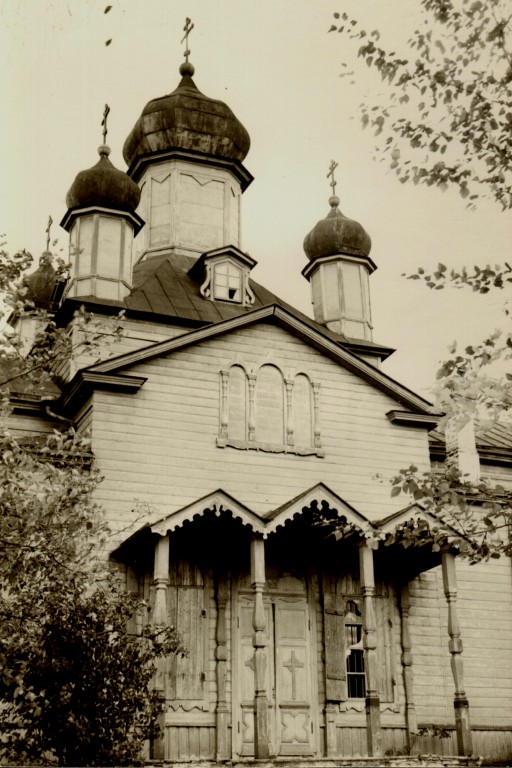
213, 261, 242, 302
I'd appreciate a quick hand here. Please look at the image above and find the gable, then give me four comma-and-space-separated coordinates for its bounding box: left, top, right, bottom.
76, 319, 435, 526
82, 305, 437, 417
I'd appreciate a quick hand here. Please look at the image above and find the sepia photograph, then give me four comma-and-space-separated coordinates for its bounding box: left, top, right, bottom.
0, 1, 510, 765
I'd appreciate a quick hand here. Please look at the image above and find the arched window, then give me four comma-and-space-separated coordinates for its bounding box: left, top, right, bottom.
227, 365, 247, 441
256, 364, 285, 444
217, 363, 324, 456
293, 373, 313, 448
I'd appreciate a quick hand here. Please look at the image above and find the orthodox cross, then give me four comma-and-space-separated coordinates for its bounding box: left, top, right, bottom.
101, 104, 110, 144
327, 160, 338, 196
45, 215, 53, 251
284, 650, 304, 701
181, 17, 194, 62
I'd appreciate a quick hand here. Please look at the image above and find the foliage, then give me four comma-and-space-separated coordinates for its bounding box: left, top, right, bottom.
405, 260, 511, 424
383, 256, 512, 563
0, 413, 184, 766
329, 0, 512, 209
0, 241, 125, 394
388, 463, 511, 562
0, 243, 184, 765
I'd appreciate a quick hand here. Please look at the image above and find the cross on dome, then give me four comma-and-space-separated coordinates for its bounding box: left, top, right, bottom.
101, 104, 110, 145
327, 160, 338, 196
181, 17, 194, 63
45, 215, 53, 251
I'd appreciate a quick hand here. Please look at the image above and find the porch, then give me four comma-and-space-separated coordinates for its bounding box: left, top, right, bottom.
114, 484, 477, 764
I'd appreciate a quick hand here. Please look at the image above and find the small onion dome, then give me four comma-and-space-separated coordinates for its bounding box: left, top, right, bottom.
20, 252, 59, 308
303, 195, 372, 261
66, 145, 141, 213
123, 62, 250, 169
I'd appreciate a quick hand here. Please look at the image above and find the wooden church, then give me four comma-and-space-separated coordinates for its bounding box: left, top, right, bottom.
9, 36, 512, 766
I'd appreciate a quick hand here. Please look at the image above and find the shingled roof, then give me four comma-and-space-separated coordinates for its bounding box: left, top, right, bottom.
121, 252, 394, 361
429, 422, 512, 463
125, 253, 278, 323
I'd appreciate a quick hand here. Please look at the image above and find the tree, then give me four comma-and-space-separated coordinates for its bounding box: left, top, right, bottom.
329, 0, 512, 209
0, 241, 124, 394
0, 245, 184, 765
328, 2, 512, 561
383, 259, 512, 562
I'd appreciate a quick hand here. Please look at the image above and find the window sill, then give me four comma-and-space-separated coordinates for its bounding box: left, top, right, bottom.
216, 437, 325, 458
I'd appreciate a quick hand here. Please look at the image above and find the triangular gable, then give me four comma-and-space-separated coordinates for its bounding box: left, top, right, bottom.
136, 484, 374, 541
150, 489, 266, 537
82, 304, 437, 415
375, 502, 468, 549
265, 482, 374, 539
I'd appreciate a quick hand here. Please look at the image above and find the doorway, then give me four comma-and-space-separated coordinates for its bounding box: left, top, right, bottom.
236, 592, 315, 757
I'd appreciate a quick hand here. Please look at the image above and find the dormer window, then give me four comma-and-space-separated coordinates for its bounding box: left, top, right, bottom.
193, 245, 257, 307
213, 260, 242, 302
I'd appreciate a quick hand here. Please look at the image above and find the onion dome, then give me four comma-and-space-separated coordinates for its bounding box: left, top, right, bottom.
66, 145, 141, 213
123, 62, 250, 169
20, 252, 60, 308
303, 195, 372, 261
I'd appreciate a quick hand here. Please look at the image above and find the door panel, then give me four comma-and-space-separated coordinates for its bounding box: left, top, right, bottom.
275, 603, 313, 755
237, 597, 313, 757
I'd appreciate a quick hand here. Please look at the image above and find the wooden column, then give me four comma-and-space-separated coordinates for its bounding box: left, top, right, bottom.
359, 542, 381, 757
250, 536, 269, 759
151, 533, 170, 760
399, 583, 418, 752
215, 573, 230, 760
441, 551, 473, 756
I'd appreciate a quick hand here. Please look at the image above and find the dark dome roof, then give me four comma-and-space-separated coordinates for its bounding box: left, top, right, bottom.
123, 63, 250, 169
303, 196, 372, 261
66, 145, 141, 213
20, 252, 60, 308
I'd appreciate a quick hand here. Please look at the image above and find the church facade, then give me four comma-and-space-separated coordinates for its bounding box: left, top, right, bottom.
9, 51, 512, 765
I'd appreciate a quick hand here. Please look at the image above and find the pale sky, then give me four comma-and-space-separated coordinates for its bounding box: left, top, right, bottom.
1, 0, 509, 399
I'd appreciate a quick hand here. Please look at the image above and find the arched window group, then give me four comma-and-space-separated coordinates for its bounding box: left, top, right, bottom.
217, 363, 324, 457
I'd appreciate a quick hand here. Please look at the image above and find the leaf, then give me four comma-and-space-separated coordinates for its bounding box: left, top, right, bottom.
391, 486, 402, 497
104, 4, 112, 12
105, 38, 112, 46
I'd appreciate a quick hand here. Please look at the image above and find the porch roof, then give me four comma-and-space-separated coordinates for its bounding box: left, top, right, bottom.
119, 485, 464, 564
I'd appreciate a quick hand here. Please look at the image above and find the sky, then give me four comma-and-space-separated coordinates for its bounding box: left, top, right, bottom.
1, 0, 509, 399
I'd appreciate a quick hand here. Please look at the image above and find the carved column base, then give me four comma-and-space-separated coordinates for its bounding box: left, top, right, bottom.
150, 694, 166, 760
365, 694, 381, 757
254, 692, 270, 759
216, 703, 230, 760
454, 696, 473, 756
405, 703, 419, 754
325, 702, 337, 757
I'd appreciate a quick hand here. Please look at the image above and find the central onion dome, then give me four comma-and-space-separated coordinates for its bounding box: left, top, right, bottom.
66, 145, 141, 213
123, 62, 251, 169
303, 195, 372, 261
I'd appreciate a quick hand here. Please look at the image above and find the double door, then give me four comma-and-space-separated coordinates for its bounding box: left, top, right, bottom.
237, 595, 315, 757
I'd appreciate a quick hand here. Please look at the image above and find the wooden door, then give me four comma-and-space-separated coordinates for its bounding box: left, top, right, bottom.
275, 600, 314, 755
237, 597, 314, 757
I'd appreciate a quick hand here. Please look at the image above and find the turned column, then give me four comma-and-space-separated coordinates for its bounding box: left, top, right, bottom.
215, 574, 230, 760
359, 542, 381, 757
250, 536, 269, 758
442, 551, 473, 756
399, 583, 418, 752
151, 533, 170, 760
